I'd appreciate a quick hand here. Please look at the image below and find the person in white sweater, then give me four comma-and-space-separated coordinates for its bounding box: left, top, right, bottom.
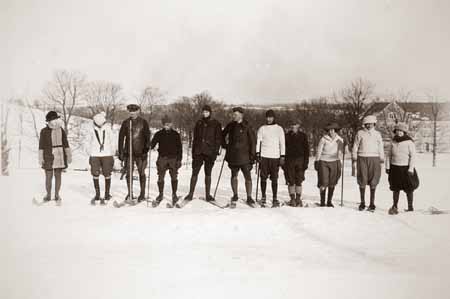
88, 112, 115, 205
351, 115, 384, 211
385, 122, 419, 214
256, 109, 285, 207
314, 122, 344, 207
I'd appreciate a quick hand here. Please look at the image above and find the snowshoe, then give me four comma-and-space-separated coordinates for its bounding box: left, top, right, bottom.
367, 205, 376, 212
358, 203, 366, 211
184, 194, 194, 201
327, 201, 334, 208
152, 195, 163, 208
55, 196, 62, 206
91, 195, 100, 206
246, 197, 257, 208
388, 206, 398, 215
272, 199, 280, 208
100, 198, 106, 205
287, 196, 297, 207
205, 195, 215, 202
229, 201, 237, 209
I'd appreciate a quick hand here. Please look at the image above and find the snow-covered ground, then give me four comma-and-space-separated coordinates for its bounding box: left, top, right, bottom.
1, 154, 450, 299
2, 104, 450, 299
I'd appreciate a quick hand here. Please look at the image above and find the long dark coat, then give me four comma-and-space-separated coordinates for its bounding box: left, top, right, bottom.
222, 120, 256, 166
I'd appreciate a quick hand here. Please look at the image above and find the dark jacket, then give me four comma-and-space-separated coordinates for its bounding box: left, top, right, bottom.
39, 126, 70, 170
151, 128, 182, 161
192, 116, 222, 158
118, 117, 150, 159
222, 120, 256, 166
285, 130, 310, 167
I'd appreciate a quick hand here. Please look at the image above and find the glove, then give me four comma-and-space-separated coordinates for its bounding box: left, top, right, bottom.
255, 152, 261, 163
279, 156, 285, 167
248, 163, 253, 171
385, 169, 390, 175
118, 152, 124, 161
408, 169, 414, 176
176, 160, 182, 169
314, 161, 319, 171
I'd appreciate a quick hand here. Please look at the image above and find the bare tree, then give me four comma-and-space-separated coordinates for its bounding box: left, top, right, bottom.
1, 101, 10, 175
85, 81, 124, 124
337, 78, 378, 175
427, 92, 446, 167
135, 86, 166, 119
43, 70, 86, 135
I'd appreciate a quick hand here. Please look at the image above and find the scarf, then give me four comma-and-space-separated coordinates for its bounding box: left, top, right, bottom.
393, 134, 412, 143
94, 127, 106, 152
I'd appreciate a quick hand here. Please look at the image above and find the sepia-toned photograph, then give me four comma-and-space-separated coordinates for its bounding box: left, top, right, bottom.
1, 1, 450, 298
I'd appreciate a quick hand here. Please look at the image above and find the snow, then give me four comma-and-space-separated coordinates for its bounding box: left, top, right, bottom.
2, 104, 450, 299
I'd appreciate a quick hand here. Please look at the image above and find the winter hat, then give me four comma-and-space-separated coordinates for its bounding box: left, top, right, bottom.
393, 122, 408, 134
161, 115, 172, 124
93, 112, 106, 127
45, 111, 60, 122
362, 115, 377, 125
265, 109, 276, 118
324, 122, 340, 131
232, 106, 244, 114
202, 105, 212, 113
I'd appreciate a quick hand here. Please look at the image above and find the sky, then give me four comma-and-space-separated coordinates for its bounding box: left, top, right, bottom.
1, 0, 450, 104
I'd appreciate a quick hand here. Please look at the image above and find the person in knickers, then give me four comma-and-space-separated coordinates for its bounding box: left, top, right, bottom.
88, 112, 115, 205
38, 111, 72, 204
352, 115, 385, 211
314, 122, 344, 207
256, 109, 285, 207
386, 122, 419, 214
222, 107, 256, 208
150, 115, 183, 207
284, 122, 309, 207
118, 102, 151, 203
184, 105, 222, 202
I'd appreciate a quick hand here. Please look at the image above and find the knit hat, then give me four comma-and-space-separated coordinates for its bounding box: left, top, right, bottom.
93, 112, 106, 127
265, 109, 276, 118
232, 107, 244, 114
45, 111, 60, 122
362, 115, 377, 125
202, 105, 212, 113
393, 122, 408, 134
324, 122, 340, 131
161, 115, 172, 124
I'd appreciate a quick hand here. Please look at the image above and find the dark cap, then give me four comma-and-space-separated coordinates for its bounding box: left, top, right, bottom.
45, 111, 60, 122
265, 109, 276, 118
324, 122, 340, 131
232, 106, 244, 114
202, 105, 212, 113
126, 104, 140, 112
161, 115, 172, 124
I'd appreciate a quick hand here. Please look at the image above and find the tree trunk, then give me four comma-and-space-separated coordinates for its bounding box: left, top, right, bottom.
433, 118, 437, 167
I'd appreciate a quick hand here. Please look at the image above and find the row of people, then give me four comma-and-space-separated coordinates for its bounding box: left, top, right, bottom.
38, 104, 419, 212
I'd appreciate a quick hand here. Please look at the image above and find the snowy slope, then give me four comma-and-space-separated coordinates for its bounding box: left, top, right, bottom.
2, 104, 450, 299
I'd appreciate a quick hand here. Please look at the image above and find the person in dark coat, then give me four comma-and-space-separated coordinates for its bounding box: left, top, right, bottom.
284, 122, 309, 207
150, 115, 183, 207
222, 107, 256, 207
118, 103, 151, 202
184, 105, 222, 202
38, 111, 72, 203
386, 123, 419, 214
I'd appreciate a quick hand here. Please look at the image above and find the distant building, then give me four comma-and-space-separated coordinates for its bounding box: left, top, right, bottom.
370, 101, 450, 153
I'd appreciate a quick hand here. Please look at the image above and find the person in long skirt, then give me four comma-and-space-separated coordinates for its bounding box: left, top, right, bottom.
314, 123, 344, 207
38, 111, 72, 204
386, 122, 419, 214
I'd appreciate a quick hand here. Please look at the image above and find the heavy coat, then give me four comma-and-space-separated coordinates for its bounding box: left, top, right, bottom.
285, 130, 309, 166
192, 117, 222, 158
118, 117, 150, 159
39, 126, 71, 170
222, 120, 256, 166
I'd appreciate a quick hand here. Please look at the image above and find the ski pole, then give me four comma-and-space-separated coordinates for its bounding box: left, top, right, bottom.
255, 142, 262, 202
340, 140, 346, 207
146, 149, 151, 207
213, 149, 226, 200
129, 118, 134, 202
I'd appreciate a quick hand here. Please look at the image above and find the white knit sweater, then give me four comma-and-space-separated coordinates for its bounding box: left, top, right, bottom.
256, 124, 286, 159
351, 128, 385, 161
315, 134, 344, 162
385, 139, 416, 172
88, 123, 115, 157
